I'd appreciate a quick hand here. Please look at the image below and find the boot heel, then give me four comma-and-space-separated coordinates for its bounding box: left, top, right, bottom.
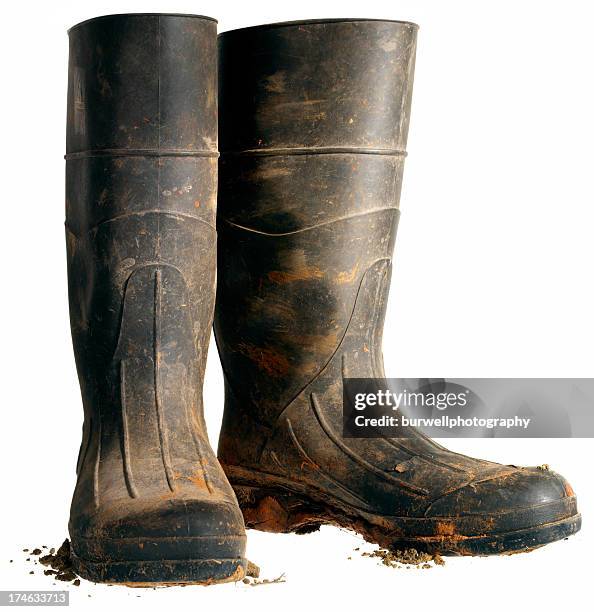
232, 484, 327, 534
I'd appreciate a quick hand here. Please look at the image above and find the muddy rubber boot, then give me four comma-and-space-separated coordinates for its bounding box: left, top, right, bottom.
66, 13, 246, 584
215, 19, 581, 555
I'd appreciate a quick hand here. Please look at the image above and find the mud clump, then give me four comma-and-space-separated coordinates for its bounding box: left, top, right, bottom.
246, 560, 260, 578
35, 540, 80, 584
28, 546, 281, 588
242, 573, 286, 587
361, 547, 445, 569
241, 559, 285, 586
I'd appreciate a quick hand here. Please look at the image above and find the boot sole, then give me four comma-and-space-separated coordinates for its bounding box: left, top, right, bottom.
226, 466, 581, 556
71, 536, 246, 585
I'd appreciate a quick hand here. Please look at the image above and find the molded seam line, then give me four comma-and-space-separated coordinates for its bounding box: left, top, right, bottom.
65, 212, 216, 239
93, 420, 101, 509
119, 361, 139, 498
76, 416, 92, 478
65, 149, 219, 159
73, 533, 247, 541
221, 207, 400, 237
184, 398, 214, 495
86, 211, 216, 234
221, 146, 406, 157
309, 392, 429, 497
286, 418, 372, 507
153, 269, 176, 492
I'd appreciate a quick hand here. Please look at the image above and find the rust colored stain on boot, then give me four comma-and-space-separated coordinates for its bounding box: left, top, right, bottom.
434, 522, 456, 537
336, 263, 360, 284
267, 267, 324, 284
237, 343, 291, 377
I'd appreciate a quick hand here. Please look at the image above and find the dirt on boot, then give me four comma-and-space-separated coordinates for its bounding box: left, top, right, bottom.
360, 547, 445, 569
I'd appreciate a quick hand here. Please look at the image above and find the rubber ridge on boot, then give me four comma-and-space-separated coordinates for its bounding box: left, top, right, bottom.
214, 19, 581, 556
66, 14, 246, 584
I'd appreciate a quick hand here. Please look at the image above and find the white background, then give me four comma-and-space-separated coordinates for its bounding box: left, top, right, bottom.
1, 1, 592, 610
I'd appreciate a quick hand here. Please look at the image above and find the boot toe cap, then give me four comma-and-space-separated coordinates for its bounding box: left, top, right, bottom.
425, 466, 577, 518
70, 495, 246, 564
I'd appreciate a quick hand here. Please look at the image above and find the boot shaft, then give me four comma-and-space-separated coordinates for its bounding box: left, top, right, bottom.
215, 20, 417, 459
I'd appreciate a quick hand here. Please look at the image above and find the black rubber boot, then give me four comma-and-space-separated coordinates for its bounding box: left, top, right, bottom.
66, 14, 246, 584
215, 19, 581, 555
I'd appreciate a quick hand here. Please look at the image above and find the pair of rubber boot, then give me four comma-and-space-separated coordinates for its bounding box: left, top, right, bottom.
66, 14, 581, 585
